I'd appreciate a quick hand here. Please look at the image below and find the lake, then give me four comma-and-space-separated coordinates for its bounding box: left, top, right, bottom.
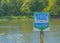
0, 18, 60, 43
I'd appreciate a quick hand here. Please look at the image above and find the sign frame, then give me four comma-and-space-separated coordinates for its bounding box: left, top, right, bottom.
34, 12, 50, 31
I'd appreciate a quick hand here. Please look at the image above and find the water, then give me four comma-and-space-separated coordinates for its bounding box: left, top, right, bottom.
44, 25, 60, 43
0, 19, 60, 43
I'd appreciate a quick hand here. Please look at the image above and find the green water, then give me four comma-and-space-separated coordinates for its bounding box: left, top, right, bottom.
0, 19, 60, 43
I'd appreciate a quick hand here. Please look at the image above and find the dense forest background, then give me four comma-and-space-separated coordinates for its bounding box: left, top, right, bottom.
0, 0, 60, 19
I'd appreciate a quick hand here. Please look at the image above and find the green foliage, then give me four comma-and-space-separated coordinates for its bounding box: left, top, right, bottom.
0, 0, 60, 18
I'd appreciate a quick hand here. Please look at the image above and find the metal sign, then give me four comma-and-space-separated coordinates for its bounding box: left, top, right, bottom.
34, 12, 50, 31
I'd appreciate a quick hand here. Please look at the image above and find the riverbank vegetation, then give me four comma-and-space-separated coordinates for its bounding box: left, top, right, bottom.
0, 0, 60, 20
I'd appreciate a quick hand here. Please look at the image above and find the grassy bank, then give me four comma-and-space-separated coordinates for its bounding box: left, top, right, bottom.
0, 16, 60, 25
0, 16, 33, 21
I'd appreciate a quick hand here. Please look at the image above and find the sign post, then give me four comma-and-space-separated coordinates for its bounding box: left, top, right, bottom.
40, 31, 44, 43
34, 12, 50, 43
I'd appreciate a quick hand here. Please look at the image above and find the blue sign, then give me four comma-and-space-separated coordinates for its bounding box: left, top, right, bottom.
34, 12, 50, 31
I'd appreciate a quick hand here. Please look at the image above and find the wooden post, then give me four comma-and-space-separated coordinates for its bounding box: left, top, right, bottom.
40, 31, 44, 43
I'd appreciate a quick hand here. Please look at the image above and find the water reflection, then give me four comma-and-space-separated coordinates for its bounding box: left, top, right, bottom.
0, 19, 60, 43
0, 31, 23, 43
0, 28, 40, 43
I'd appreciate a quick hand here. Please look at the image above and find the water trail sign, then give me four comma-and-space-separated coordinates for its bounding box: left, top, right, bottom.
34, 12, 50, 31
